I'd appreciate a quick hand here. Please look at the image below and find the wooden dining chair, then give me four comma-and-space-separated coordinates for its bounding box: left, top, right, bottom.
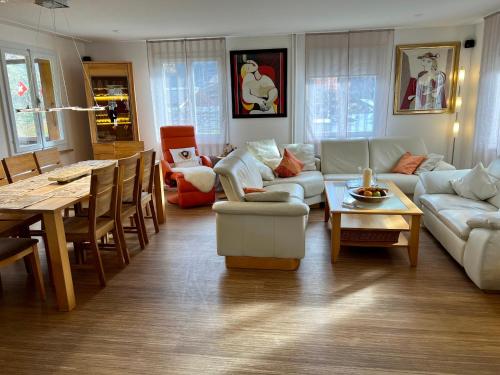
2, 153, 40, 183
0, 237, 46, 301
34, 148, 62, 174
63, 163, 125, 287
139, 149, 160, 242
116, 154, 146, 255
0, 162, 9, 187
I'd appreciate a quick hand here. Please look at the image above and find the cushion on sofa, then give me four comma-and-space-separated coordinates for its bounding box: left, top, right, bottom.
246, 139, 281, 167
419, 169, 471, 195
249, 155, 275, 181
436, 209, 482, 240
279, 144, 316, 171
265, 183, 305, 201
274, 149, 304, 178
320, 139, 369, 174
263, 171, 324, 198
391, 152, 427, 174
451, 163, 498, 200
487, 159, 500, 208
369, 137, 428, 173
419, 194, 498, 216
415, 153, 445, 175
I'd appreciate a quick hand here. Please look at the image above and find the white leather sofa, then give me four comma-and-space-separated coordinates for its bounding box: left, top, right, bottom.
414, 159, 500, 290
213, 149, 310, 270
321, 137, 431, 194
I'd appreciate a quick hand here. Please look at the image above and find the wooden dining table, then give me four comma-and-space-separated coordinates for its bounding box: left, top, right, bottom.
0, 160, 165, 311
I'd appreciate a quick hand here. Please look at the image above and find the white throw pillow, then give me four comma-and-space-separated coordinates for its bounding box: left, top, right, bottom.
279, 144, 316, 171
246, 139, 281, 162
244, 191, 290, 202
250, 155, 275, 181
433, 160, 456, 171
487, 160, 500, 208
415, 153, 444, 175
170, 147, 201, 168
450, 163, 498, 200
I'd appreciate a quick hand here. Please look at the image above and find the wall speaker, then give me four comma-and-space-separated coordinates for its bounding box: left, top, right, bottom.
464, 39, 475, 48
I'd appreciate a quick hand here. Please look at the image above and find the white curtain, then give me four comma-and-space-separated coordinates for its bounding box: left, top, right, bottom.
147, 38, 228, 156
473, 12, 500, 166
303, 30, 393, 149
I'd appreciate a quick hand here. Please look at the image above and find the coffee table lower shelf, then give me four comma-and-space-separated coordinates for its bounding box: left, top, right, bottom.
341, 232, 409, 248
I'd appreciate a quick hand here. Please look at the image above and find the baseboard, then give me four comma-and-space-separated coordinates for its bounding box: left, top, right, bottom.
225, 256, 300, 271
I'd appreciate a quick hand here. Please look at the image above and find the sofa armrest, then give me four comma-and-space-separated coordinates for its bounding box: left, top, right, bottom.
213, 201, 309, 217
464, 229, 500, 290
419, 169, 470, 195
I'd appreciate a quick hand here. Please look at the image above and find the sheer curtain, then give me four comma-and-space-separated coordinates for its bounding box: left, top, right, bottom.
473, 12, 500, 165
304, 30, 393, 149
147, 38, 228, 156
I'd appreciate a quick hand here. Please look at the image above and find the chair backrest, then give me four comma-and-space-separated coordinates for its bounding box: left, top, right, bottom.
0, 162, 8, 186
88, 164, 119, 229
118, 154, 141, 205
159, 126, 200, 164
140, 149, 156, 194
2, 153, 40, 183
34, 148, 62, 174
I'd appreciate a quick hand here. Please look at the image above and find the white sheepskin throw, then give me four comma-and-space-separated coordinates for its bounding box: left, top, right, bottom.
171, 166, 216, 193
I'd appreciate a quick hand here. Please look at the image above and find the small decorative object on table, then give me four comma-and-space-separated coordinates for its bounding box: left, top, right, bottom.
218, 144, 237, 159
348, 186, 393, 204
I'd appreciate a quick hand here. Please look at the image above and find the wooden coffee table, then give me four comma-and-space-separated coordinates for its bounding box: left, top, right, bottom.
324, 180, 423, 266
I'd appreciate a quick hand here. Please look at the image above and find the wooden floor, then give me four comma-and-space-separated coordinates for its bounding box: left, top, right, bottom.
1, 201, 500, 374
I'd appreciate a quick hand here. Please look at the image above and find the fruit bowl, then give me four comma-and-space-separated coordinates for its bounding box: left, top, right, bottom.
348, 186, 393, 204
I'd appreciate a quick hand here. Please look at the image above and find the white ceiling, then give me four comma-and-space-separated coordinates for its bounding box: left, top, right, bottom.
0, 0, 499, 42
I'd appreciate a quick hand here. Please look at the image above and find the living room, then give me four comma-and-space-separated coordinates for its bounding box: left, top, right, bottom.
0, 0, 500, 374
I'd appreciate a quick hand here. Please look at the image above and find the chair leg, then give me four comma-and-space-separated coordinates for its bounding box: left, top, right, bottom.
23, 257, 33, 275
134, 212, 146, 250
112, 228, 128, 265
90, 242, 106, 287
41, 231, 54, 286
28, 245, 46, 301
116, 216, 129, 260
138, 205, 149, 245
149, 200, 160, 233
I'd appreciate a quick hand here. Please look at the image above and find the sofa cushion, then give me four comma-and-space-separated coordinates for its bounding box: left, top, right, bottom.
376, 173, 419, 195
263, 171, 324, 198
415, 153, 445, 175
436, 209, 482, 240
451, 163, 498, 200
487, 159, 500, 208
246, 139, 281, 161
391, 152, 427, 174
265, 183, 305, 201
369, 137, 428, 173
420, 194, 498, 216
274, 149, 304, 178
279, 144, 316, 171
320, 139, 369, 174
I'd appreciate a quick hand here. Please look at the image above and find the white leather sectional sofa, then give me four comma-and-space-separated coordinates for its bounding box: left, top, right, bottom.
321, 137, 431, 194
414, 159, 500, 290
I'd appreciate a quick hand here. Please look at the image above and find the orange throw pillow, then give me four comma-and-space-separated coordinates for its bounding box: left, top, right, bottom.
391, 152, 427, 175
243, 187, 266, 193
274, 149, 304, 178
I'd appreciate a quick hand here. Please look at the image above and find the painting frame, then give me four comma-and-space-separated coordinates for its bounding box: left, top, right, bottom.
230, 48, 287, 119
393, 42, 461, 115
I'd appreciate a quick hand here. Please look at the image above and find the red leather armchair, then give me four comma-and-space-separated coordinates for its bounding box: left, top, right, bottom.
160, 125, 216, 208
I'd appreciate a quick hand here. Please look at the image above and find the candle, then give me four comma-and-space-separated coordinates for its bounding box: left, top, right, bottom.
362, 168, 372, 188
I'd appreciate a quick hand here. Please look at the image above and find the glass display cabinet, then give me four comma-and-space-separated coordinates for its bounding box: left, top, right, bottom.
82, 62, 141, 159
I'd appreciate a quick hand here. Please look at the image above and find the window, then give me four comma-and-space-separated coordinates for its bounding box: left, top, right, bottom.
303, 31, 393, 148
148, 38, 228, 156
0, 44, 65, 154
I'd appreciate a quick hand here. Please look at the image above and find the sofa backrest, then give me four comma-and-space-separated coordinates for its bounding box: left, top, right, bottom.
213, 149, 263, 201
487, 159, 500, 208
369, 137, 428, 173
320, 139, 369, 174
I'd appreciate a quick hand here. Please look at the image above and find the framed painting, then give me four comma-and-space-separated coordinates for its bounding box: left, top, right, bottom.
394, 42, 461, 114
230, 48, 287, 118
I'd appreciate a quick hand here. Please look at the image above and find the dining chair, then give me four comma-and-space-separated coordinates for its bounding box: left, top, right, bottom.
63, 163, 125, 287
34, 148, 62, 174
0, 237, 46, 301
0, 162, 8, 186
139, 149, 160, 242
116, 154, 146, 255
2, 153, 40, 183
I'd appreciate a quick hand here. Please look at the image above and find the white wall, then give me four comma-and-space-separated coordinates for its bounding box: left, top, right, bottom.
386, 25, 480, 168
0, 22, 92, 164
86, 24, 482, 167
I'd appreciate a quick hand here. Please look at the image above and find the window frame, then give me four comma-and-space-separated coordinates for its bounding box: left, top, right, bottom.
0, 41, 67, 155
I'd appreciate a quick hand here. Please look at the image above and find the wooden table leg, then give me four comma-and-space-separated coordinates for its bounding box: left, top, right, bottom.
324, 196, 330, 222
154, 163, 166, 225
331, 213, 341, 263
408, 214, 421, 267
43, 211, 75, 312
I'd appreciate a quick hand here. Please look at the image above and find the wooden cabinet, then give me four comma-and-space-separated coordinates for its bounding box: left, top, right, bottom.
83, 62, 142, 159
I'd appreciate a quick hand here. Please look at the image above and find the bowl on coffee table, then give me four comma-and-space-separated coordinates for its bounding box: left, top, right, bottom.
348, 186, 393, 204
